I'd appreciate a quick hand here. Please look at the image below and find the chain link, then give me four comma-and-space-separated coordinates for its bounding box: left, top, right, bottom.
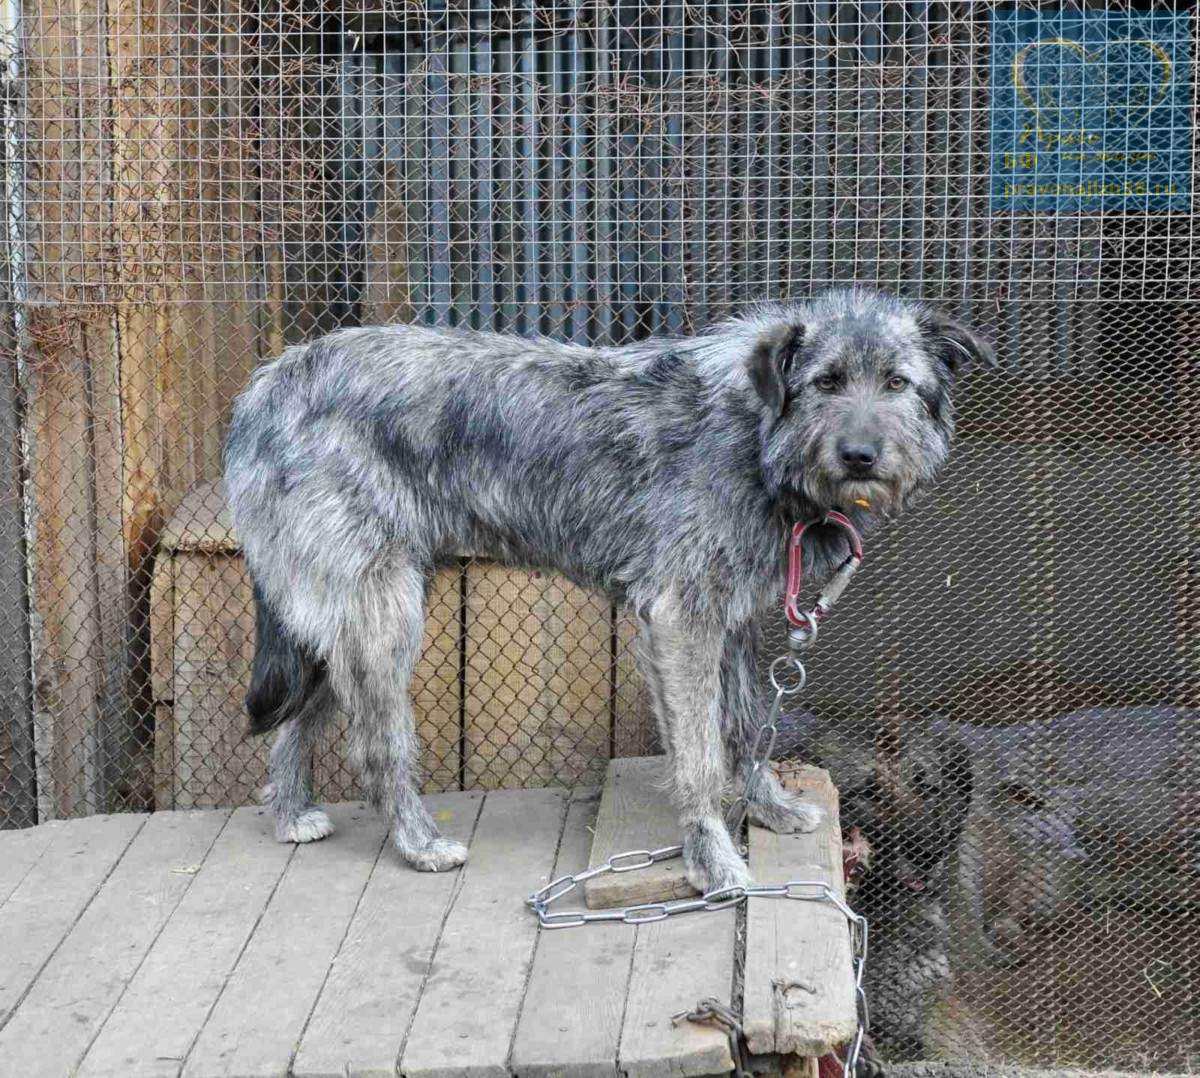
524, 652, 870, 1078
674, 998, 753, 1078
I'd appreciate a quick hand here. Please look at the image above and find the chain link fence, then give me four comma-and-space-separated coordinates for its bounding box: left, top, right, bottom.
0, 0, 1196, 1071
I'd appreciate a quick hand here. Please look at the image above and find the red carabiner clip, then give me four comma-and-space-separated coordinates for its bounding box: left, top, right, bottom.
785, 510, 864, 646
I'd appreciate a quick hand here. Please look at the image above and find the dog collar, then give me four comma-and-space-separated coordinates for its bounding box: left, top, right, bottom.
784, 509, 864, 648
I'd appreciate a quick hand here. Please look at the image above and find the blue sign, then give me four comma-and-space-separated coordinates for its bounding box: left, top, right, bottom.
990, 10, 1192, 212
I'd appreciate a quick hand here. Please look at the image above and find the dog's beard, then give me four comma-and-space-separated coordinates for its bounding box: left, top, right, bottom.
802, 468, 913, 516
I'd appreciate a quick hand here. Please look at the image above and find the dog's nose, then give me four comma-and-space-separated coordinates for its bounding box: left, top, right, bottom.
838, 441, 878, 470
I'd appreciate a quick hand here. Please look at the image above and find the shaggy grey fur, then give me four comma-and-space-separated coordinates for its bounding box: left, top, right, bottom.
223, 287, 992, 889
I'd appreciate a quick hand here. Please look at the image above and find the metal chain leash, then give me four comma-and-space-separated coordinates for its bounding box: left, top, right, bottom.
674, 999, 753, 1078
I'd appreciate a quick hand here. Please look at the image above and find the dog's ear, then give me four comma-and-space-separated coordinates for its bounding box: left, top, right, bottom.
920, 310, 996, 378
746, 324, 803, 418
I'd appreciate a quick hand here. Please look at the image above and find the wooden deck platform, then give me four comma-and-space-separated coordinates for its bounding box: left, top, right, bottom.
0, 766, 855, 1078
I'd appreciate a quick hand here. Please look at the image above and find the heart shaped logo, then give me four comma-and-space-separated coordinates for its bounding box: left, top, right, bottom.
1012, 37, 1173, 135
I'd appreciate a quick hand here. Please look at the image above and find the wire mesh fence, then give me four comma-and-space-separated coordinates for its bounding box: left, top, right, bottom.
0, 0, 1196, 1071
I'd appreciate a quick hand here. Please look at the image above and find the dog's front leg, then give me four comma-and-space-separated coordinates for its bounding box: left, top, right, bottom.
720, 622, 822, 835
640, 595, 750, 895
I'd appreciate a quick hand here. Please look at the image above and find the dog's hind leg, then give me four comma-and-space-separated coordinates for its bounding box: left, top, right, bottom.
720, 622, 821, 835
263, 679, 337, 843
641, 593, 749, 895
332, 555, 468, 873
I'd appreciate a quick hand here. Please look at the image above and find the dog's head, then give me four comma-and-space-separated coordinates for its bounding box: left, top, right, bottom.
781, 713, 975, 898
743, 289, 993, 526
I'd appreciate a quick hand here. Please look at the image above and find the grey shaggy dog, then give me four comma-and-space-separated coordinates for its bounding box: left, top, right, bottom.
223, 288, 992, 892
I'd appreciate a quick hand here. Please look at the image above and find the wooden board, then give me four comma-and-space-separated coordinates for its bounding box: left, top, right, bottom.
77, 806, 297, 1078
181, 802, 390, 1078
742, 766, 858, 1058
0, 814, 146, 1027
590, 757, 736, 1078
584, 756, 695, 910
23, 0, 128, 820
149, 556, 177, 810
400, 787, 568, 1078
617, 905, 736, 1078
171, 552, 264, 809
0, 810, 229, 1076
292, 791, 484, 1078
0, 819, 60, 908
0, 305, 33, 828
510, 788, 637, 1078
27, 313, 125, 820
4, 792, 755, 1078
464, 565, 614, 791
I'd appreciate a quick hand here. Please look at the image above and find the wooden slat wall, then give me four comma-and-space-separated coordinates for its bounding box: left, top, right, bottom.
18, 0, 282, 819
0, 309, 33, 827
27, 314, 127, 820
463, 567, 615, 791
21, 2, 122, 820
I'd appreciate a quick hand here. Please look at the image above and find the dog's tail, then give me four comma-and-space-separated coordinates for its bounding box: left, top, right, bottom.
245, 581, 327, 734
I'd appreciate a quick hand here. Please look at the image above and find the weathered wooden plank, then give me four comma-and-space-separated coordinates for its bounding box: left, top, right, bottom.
23, 0, 126, 819
292, 791, 485, 1078
742, 767, 857, 1058
0, 809, 229, 1076
150, 555, 176, 810
107, 0, 197, 812
77, 806, 296, 1078
585, 757, 694, 910
0, 309, 34, 829
157, 481, 239, 555
0, 813, 146, 1028
0, 819, 62, 908
617, 909, 736, 1078
511, 788, 637, 1078
182, 802, 389, 1078
464, 565, 613, 790
400, 787, 569, 1078
27, 313, 123, 819
171, 553, 263, 809
599, 756, 736, 1078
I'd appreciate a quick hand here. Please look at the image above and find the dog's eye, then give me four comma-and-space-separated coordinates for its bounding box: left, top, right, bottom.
885, 374, 909, 392
813, 374, 839, 392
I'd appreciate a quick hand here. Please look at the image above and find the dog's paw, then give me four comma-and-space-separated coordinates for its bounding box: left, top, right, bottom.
747, 789, 823, 835
683, 817, 751, 895
405, 837, 469, 873
686, 855, 751, 897
277, 807, 335, 844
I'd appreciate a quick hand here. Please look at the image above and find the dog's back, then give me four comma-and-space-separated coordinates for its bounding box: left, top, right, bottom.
224, 321, 769, 619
